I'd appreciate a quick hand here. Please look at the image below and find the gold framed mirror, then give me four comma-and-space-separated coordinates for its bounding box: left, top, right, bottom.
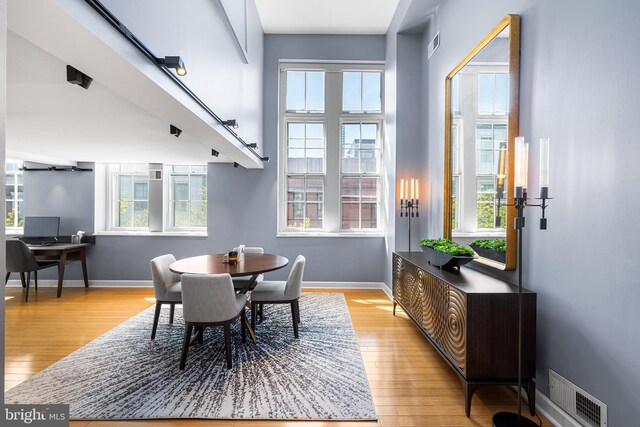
443, 15, 520, 270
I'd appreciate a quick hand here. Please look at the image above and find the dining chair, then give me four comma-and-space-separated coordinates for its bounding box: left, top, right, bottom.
250, 255, 306, 338
6, 240, 59, 302
150, 254, 182, 340
179, 273, 247, 370
232, 246, 264, 291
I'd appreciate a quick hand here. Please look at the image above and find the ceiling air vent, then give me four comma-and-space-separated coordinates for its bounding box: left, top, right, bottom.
549, 369, 607, 427
427, 31, 440, 60
149, 170, 163, 180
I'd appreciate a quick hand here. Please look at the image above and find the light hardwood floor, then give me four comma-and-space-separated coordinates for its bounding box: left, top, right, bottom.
4, 287, 552, 426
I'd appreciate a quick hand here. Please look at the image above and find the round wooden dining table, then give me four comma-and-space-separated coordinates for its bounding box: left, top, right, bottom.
169, 253, 289, 343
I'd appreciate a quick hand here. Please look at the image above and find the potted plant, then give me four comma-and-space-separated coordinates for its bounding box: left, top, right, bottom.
419, 238, 476, 271
470, 239, 506, 264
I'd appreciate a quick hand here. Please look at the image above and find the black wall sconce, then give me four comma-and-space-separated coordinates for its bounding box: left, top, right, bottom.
66, 65, 93, 89
170, 124, 182, 138
260, 156, 270, 162
222, 119, 239, 129
246, 143, 257, 149
233, 162, 239, 168
156, 56, 187, 76
211, 149, 219, 157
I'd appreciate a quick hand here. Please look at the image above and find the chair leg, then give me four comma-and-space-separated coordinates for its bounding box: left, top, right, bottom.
151, 302, 162, 340
251, 302, 257, 333
179, 323, 192, 370
169, 304, 175, 324
34, 270, 38, 291
5, 272, 10, 285
19, 272, 26, 288
259, 304, 264, 323
25, 272, 31, 303
291, 301, 299, 339
241, 309, 246, 343
296, 300, 301, 324
223, 323, 232, 369
198, 327, 204, 344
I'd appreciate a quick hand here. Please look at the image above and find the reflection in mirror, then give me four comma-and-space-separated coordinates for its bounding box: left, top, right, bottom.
444, 16, 520, 270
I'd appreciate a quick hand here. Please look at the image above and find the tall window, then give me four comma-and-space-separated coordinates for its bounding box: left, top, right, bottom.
475, 124, 507, 229
168, 165, 207, 230
279, 64, 384, 235
5, 161, 24, 230
110, 164, 149, 229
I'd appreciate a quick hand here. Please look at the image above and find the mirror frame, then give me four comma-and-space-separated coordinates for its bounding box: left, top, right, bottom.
443, 15, 520, 271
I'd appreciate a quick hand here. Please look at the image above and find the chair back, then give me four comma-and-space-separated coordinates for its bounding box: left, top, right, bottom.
6, 240, 38, 273
243, 246, 264, 255
150, 254, 181, 300
181, 273, 239, 323
284, 255, 306, 300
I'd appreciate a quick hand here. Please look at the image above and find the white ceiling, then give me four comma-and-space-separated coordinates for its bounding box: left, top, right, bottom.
7, 32, 219, 165
255, 0, 400, 34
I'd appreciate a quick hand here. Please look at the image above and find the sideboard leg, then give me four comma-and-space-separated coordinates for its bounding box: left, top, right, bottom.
463, 382, 477, 417
525, 381, 537, 415
393, 300, 397, 316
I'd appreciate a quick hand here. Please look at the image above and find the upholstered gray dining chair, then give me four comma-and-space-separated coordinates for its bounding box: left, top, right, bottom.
232, 246, 264, 291
250, 255, 306, 338
6, 240, 59, 302
150, 254, 182, 340
179, 273, 247, 370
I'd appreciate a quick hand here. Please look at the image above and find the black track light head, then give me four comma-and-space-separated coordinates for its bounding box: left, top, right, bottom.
211, 149, 219, 157
170, 124, 182, 138
261, 156, 270, 162
233, 162, 239, 168
246, 143, 257, 149
157, 56, 187, 76
66, 65, 93, 89
222, 119, 239, 129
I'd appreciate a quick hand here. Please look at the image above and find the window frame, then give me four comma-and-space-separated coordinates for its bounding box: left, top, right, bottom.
5, 161, 24, 234
164, 165, 208, 232
107, 165, 150, 231
277, 62, 386, 237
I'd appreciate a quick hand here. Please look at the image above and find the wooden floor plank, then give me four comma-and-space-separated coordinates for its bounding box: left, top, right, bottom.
5, 287, 551, 426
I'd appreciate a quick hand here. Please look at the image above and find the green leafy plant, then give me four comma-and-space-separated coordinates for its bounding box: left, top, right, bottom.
419, 238, 474, 256
470, 238, 506, 253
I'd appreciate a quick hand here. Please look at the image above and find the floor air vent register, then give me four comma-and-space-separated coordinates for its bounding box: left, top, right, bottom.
549, 369, 607, 427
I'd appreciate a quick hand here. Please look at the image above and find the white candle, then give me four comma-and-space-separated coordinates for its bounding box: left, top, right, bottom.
415, 179, 419, 201
400, 178, 405, 201
405, 180, 409, 203
539, 138, 550, 189
410, 178, 415, 200
514, 136, 529, 195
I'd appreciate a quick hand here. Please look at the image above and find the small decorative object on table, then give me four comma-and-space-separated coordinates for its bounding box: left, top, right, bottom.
419, 238, 475, 271
228, 251, 238, 264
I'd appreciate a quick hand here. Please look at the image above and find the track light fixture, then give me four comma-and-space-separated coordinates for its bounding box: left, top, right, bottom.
222, 119, 239, 129
66, 65, 93, 89
233, 162, 239, 168
211, 149, 219, 157
246, 143, 257, 149
20, 165, 93, 172
156, 56, 187, 76
261, 156, 270, 162
170, 124, 182, 138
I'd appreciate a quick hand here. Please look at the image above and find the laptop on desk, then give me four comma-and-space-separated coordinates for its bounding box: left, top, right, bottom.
19, 216, 60, 246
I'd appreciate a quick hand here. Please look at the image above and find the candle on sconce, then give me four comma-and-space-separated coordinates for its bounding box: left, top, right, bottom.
539, 138, 550, 199
400, 178, 405, 201
410, 179, 414, 200
415, 179, 419, 201
514, 136, 529, 198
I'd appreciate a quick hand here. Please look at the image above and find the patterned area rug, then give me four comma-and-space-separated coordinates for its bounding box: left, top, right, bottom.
5, 293, 376, 421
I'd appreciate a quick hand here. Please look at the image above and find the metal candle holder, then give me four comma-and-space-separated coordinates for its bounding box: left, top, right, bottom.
400, 198, 419, 251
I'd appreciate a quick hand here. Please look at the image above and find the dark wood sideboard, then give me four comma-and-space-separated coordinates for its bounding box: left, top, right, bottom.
392, 252, 537, 417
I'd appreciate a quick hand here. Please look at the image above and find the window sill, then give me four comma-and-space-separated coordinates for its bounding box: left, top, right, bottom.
277, 231, 385, 238
94, 231, 207, 237
452, 231, 506, 238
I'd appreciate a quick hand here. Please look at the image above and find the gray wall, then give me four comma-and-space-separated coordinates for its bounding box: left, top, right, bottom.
411, 0, 640, 424
19, 35, 388, 284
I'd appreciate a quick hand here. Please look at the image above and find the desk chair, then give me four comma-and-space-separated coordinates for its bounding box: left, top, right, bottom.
180, 273, 247, 370
6, 240, 59, 302
250, 255, 306, 338
150, 254, 183, 339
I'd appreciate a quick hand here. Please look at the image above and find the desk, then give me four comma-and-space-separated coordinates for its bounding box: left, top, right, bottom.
170, 253, 289, 342
29, 243, 90, 298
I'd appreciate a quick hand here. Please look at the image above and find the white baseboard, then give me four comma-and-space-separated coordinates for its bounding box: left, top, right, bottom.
7, 280, 390, 290
534, 389, 582, 427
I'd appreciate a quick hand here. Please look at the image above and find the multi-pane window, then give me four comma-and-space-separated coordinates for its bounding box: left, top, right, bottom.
5, 162, 24, 229
279, 63, 385, 235
478, 72, 508, 115
169, 165, 207, 229
341, 123, 380, 229
475, 124, 507, 229
450, 122, 461, 230
110, 164, 149, 229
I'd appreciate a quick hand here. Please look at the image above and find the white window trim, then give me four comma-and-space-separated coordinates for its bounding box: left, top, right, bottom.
277, 62, 386, 237
5, 161, 24, 234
